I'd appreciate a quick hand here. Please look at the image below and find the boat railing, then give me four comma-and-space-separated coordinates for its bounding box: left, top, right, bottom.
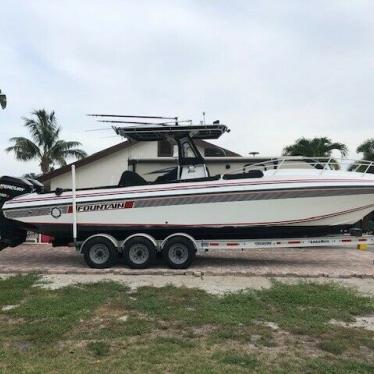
228, 157, 374, 177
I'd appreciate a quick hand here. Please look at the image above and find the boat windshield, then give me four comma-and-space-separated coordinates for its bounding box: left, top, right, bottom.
231, 157, 374, 175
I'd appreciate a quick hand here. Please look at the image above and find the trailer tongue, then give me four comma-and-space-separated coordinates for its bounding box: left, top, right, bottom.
0, 176, 40, 250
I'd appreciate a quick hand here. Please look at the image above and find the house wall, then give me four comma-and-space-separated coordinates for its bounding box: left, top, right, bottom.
47, 141, 257, 190
50, 142, 158, 189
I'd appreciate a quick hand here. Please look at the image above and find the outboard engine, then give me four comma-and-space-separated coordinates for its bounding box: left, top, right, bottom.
0, 176, 35, 250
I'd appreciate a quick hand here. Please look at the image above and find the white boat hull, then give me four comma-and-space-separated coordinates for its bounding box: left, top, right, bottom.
4, 172, 374, 242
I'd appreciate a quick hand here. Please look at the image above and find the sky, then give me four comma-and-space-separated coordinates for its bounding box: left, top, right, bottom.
1, 0, 374, 176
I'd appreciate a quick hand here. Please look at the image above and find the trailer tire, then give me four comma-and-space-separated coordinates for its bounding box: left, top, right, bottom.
83, 237, 118, 269
123, 237, 156, 269
163, 237, 195, 269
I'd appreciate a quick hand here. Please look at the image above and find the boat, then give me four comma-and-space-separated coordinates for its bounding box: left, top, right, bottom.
1, 118, 374, 252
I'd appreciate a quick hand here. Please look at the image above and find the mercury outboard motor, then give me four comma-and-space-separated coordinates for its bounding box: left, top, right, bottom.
0, 176, 35, 250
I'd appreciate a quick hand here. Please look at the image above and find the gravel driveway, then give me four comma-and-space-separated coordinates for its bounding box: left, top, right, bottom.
1, 244, 374, 295
0, 244, 373, 278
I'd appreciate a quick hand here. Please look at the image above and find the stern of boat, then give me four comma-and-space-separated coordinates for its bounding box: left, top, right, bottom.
0, 176, 42, 250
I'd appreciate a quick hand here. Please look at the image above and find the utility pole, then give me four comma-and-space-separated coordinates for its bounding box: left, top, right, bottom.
0, 89, 6, 109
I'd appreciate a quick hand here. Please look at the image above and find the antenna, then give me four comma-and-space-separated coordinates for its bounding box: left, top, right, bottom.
97, 120, 170, 125
87, 114, 197, 130
249, 152, 260, 157
85, 127, 113, 132
95, 119, 193, 126
87, 114, 178, 121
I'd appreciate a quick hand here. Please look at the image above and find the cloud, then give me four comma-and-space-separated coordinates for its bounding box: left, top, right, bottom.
0, 0, 374, 175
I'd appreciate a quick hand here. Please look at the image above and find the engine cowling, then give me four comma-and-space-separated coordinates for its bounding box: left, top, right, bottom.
0, 176, 36, 249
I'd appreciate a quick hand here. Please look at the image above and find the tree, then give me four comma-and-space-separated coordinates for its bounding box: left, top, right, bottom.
6, 109, 87, 174
357, 139, 374, 161
283, 137, 348, 158
0, 89, 6, 109
23, 172, 41, 180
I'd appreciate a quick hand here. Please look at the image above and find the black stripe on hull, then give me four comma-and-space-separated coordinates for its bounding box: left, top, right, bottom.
31, 223, 354, 246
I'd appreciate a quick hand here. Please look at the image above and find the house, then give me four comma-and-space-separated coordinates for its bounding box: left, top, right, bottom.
39, 139, 268, 189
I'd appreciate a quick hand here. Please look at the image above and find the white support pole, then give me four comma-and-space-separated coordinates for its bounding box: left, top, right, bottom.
71, 165, 78, 247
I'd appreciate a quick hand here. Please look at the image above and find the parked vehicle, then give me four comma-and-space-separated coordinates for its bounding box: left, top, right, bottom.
2, 116, 374, 268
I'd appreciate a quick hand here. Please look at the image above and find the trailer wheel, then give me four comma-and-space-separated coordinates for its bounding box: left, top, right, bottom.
123, 237, 156, 269
83, 237, 118, 269
163, 237, 195, 269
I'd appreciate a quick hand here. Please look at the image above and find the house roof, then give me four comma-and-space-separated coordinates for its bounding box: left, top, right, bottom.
39, 139, 241, 182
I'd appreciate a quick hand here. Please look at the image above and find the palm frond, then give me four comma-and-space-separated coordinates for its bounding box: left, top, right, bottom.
50, 140, 86, 159
6, 137, 41, 161
23, 109, 59, 147
54, 156, 68, 168
22, 116, 42, 144
61, 149, 87, 160
283, 137, 348, 157
327, 142, 348, 157
48, 140, 86, 169
357, 139, 374, 161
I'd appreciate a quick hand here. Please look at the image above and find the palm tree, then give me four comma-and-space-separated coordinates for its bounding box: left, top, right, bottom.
23, 172, 41, 180
6, 109, 87, 174
0, 89, 6, 109
357, 139, 374, 161
283, 137, 348, 157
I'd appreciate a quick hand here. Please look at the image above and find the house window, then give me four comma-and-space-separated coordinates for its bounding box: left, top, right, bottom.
158, 140, 173, 157
204, 147, 226, 157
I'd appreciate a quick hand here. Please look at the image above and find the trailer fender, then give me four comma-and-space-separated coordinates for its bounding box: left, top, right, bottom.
80, 234, 119, 254
161, 233, 197, 251
121, 233, 158, 253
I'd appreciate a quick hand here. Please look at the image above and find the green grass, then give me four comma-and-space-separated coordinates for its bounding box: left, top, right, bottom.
305, 358, 374, 373
213, 352, 259, 369
87, 341, 110, 357
0, 275, 373, 373
0, 273, 39, 306
318, 339, 348, 355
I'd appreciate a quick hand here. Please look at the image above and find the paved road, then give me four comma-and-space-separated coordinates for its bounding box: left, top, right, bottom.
0, 244, 373, 278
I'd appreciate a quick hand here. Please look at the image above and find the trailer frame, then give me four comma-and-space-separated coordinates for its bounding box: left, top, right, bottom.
194, 234, 374, 252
